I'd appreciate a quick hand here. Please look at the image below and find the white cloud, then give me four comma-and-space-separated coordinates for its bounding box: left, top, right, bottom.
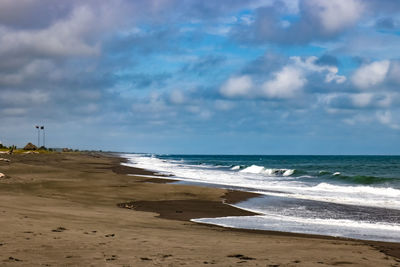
0, 90, 49, 106
377, 110, 391, 124
206, 25, 232, 36
0, 5, 101, 57
291, 56, 346, 84
170, 90, 185, 104
239, 14, 254, 25
221, 56, 346, 100
305, 0, 364, 34
0, 59, 55, 85
131, 92, 174, 121
262, 66, 306, 98
1, 108, 27, 116
351, 93, 373, 107
320, 91, 396, 111
325, 72, 346, 84
220, 75, 253, 98
376, 110, 400, 129
215, 100, 235, 111
352, 60, 390, 89
376, 93, 393, 108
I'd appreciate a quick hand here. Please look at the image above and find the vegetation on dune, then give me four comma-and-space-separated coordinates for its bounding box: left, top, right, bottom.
0, 142, 57, 154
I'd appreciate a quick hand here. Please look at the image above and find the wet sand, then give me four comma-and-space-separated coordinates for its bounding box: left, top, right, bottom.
0, 152, 399, 266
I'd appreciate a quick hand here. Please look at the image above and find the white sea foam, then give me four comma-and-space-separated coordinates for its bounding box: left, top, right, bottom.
231, 165, 241, 170
240, 165, 294, 177
121, 154, 400, 210
283, 169, 295, 176
192, 214, 400, 242
313, 182, 400, 197
298, 175, 314, 178
240, 165, 264, 173
201, 209, 400, 231
127, 174, 178, 180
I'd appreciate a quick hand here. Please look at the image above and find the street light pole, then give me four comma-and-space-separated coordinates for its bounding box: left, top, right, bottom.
35, 125, 40, 147
41, 126, 45, 148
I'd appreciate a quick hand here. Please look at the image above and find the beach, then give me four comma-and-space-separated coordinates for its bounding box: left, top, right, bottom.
0, 152, 399, 266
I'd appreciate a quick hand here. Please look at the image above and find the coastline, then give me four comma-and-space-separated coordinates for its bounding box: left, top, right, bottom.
117, 153, 400, 259
0, 152, 398, 266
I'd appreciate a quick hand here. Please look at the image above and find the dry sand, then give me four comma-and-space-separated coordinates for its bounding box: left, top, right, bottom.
0, 152, 399, 266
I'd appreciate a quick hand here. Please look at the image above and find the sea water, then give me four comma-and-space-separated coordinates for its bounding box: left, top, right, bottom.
121, 154, 400, 242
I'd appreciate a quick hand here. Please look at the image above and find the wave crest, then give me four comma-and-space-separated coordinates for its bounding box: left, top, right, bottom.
240, 165, 295, 177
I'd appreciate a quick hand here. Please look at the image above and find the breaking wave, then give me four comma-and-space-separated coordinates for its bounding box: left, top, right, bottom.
239, 165, 295, 177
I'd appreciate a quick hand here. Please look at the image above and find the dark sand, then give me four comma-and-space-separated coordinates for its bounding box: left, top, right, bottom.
0, 152, 399, 266
118, 199, 259, 221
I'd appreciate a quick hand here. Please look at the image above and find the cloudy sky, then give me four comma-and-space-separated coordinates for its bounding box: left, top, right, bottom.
0, 0, 399, 154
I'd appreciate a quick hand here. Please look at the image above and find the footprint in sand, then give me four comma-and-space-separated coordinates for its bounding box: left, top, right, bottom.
7, 257, 22, 262
106, 255, 118, 261
227, 254, 256, 260
52, 227, 67, 232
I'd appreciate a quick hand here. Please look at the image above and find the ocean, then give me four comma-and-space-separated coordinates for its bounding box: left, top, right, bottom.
121, 154, 400, 242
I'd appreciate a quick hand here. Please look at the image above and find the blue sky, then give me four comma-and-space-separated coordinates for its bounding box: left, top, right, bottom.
0, 0, 400, 154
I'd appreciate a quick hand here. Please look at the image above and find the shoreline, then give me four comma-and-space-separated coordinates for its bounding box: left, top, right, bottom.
117, 153, 400, 259
0, 151, 398, 266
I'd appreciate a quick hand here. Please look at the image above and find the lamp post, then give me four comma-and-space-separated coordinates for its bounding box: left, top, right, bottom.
41, 126, 45, 148
35, 125, 40, 147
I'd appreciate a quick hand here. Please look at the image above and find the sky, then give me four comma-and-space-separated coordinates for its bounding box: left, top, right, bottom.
0, 0, 400, 154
